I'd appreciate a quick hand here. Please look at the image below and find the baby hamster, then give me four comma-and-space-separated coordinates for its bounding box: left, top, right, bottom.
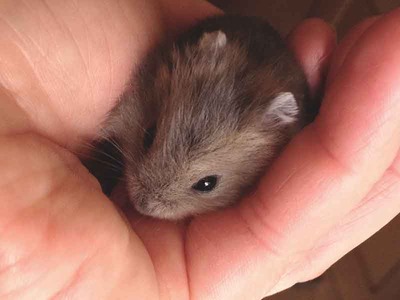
103, 15, 314, 220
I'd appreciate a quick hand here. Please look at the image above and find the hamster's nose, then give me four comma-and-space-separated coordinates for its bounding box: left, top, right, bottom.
136, 192, 163, 211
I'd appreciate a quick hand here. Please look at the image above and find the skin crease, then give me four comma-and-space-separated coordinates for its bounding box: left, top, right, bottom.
1, 0, 400, 299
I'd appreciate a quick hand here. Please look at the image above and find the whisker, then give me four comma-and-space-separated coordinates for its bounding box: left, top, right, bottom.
86, 160, 123, 174
92, 150, 124, 167
102, 136, 124, 155
77, 139, 125, 168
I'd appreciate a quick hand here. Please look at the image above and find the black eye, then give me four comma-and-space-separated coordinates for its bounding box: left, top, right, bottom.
143, 126, 156, 150
192, 176, 219, 192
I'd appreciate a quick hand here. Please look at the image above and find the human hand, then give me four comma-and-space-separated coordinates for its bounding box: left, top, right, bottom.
1, 1, 400, 299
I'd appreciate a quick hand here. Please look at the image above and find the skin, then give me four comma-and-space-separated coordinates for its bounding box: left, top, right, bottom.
0, 1, 400, 299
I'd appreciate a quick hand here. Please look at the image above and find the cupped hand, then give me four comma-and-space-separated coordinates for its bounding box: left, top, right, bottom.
1, 1, 400, 299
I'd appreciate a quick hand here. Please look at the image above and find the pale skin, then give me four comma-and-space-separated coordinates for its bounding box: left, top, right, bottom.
1, 0, 400, 299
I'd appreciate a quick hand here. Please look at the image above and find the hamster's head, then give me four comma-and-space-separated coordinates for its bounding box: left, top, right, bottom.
112, 30, 306, 220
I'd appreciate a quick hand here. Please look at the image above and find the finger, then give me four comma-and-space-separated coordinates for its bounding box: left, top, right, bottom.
303, 152, 400, 282
0, 134, 157, 299
287, 18, 337, 97
268, 152, 400, 295
327, 16, 380, 85
245, 5, 400, 262
0, 0, 164, 147
126, 207, 190, 300
111, 185, 191, 300
187, 9, 400, 299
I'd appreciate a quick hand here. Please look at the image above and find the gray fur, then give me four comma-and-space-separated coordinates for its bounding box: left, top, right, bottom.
105, 15, 310, 220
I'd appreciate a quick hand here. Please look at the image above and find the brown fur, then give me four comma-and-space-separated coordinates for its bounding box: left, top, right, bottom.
105, 15, 312, 220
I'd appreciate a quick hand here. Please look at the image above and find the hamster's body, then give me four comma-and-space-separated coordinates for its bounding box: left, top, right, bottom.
103, 15, 314, 220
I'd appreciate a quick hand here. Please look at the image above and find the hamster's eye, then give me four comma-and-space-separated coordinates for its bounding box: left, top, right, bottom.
144, 126, 156, 150
192, 176, 219, 192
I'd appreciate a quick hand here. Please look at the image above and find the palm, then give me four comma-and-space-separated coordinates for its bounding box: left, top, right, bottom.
1, 1, 400, 299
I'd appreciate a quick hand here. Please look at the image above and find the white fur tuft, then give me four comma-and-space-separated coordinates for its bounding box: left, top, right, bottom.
199, 31, 227, 50
267, 92, 299, 125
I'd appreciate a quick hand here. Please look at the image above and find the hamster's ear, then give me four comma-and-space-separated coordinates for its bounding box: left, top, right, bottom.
199, 31, 227, 51
264, 92, 299, 126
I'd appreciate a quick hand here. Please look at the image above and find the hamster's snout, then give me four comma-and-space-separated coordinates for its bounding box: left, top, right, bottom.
128, 183, 183, 220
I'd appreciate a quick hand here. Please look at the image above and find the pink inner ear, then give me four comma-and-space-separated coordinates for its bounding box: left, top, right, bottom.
199, 31, 227, 50
266, 92, 299, 125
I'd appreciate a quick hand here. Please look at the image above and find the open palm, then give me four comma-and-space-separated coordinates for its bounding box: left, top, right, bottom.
1, 1, 400, 299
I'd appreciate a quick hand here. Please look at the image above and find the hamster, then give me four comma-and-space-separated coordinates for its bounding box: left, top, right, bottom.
100, 15, 315, 220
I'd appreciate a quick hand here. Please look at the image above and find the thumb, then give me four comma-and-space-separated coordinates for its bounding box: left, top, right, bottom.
0, 133, 157, 299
